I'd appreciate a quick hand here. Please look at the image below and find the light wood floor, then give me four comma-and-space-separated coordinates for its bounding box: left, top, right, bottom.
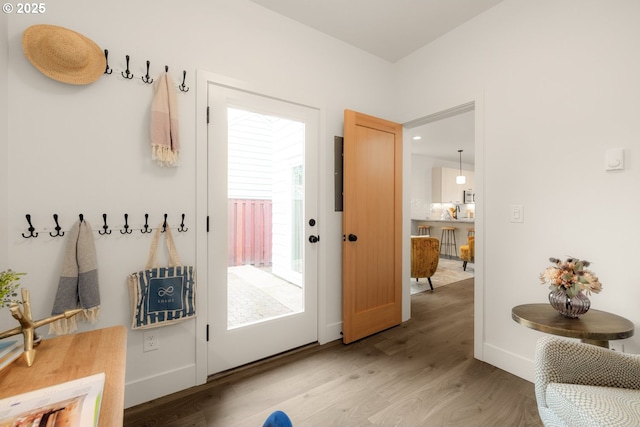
124, 279, 543, 427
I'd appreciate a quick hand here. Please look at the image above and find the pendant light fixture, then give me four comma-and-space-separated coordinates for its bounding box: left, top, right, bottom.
456, 149, 466, 184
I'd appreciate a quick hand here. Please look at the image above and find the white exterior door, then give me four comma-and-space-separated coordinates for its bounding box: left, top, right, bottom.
206, 83, 319, 374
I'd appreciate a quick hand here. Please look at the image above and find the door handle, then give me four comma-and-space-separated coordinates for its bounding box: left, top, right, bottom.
348, 234, 357, 242
309, 235, 319, 243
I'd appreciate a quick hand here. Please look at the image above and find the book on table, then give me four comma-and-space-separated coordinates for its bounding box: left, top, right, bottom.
0, 372, 105, 427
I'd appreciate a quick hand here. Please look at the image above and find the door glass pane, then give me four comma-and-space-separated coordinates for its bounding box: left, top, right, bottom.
292, 165, 303, 273
227, 107, 304, 329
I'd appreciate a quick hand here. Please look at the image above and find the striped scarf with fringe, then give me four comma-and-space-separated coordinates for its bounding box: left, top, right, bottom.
49, 219, 100, 335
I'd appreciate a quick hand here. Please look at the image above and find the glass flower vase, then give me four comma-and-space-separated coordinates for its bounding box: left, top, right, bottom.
548, 288, 590, 318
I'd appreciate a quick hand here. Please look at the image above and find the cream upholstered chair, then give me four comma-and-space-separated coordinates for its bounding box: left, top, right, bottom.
535, 336, 640, 427
411, 236, 440, 291
459, 235, 474, 271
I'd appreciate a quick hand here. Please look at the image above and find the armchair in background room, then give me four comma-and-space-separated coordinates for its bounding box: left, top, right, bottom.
411, 236, 440, 291
459, 235, 474, 271
535, 336, 640, 427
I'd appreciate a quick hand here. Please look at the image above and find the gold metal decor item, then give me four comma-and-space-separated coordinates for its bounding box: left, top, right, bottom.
0, 289, 82, 366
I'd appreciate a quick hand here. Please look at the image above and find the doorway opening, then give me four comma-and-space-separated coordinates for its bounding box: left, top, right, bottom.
403, 99, 484, 360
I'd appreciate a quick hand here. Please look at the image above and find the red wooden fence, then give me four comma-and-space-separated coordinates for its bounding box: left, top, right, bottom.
228, 199, 272, 267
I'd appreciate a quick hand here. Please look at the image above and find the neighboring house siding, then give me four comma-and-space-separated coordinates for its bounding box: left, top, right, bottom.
228, 108, 272, 200
272, 118, 304, 285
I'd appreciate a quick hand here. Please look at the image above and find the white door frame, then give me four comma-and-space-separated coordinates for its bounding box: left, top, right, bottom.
194, 70, 327, 384
402, 94, 485, 361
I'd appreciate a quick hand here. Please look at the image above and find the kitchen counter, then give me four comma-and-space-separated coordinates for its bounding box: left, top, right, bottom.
412, 219, 474, 255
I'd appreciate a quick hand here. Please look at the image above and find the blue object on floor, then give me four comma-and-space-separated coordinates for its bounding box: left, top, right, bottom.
263, 410, 293, 427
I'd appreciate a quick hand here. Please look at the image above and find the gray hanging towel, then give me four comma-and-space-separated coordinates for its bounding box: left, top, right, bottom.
49, 219, 100, 335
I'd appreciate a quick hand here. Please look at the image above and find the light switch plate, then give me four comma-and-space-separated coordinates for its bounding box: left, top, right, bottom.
510, 204, 524, 223
605, 148, 624, 171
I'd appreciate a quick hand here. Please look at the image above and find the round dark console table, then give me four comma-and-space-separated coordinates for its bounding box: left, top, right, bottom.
512, 303, 634, 348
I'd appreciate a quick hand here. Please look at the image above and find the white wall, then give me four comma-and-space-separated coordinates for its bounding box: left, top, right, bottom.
1, 14, 8, 265
3, 0, 395, 407
397, 0, 640, 381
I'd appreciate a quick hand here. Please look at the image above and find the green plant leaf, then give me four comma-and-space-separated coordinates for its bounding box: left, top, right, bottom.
0, 269, 25, 308
566, 283, 580, 298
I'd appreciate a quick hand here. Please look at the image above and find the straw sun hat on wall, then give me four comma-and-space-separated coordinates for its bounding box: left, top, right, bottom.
22, 24, 106, 85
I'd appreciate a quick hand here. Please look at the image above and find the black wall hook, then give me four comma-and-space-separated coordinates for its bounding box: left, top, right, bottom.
104, 49, 113, 75
22, 214, 38, 238
141, 213, 152, 234
121, 213, 132, 234
179, 70, 189, 92
20, 212, 189, 238
121, 55, 134, 79
49, 214, 64, 237
142, 60, 153, 84
178, 214, 188, 232
99, 213, 111, 235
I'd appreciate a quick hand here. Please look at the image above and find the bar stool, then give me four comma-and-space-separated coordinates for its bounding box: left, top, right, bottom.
440, 227, 457, 258
467, 228, 475, 237
418, 225, 431, 236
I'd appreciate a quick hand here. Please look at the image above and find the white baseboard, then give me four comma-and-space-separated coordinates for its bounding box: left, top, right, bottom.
125, 364, 196, 408
483, 342, 534, 383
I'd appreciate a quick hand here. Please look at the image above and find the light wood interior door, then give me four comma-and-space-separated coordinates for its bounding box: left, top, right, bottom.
342, 110, 402, 344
